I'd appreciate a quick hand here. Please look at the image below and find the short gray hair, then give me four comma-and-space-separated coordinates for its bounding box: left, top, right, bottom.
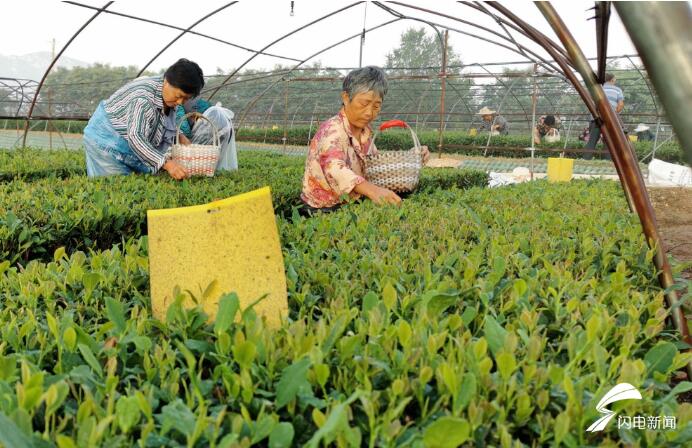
342, 66, 388, 101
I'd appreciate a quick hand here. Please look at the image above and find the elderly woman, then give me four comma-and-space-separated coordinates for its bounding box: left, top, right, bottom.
83, 58, 204, 179
301, 66, 428, 211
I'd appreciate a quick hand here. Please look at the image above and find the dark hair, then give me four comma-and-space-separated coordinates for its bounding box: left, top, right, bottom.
605, 72, 615, 82
544, 115, 556, 126
342, 66, 388, 101
164, 58, 204, 97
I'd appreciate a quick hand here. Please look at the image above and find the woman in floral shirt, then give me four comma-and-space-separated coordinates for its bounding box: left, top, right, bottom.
301, 66, 428, 211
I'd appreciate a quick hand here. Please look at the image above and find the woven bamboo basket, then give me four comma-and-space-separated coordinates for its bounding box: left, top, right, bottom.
365, 119, 423, 192
170, 112, 220, 177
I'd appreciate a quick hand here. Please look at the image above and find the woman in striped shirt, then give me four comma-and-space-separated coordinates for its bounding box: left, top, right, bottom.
83, 58, 204, 179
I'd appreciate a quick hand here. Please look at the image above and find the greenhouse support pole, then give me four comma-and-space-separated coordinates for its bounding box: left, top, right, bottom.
530, 63, 538, 180
437, 30, 449, 159
562, 117, 574, 155
359, 1, 368, 67
283, 79, 289, 153
49, 38, 55, 151
651, 117, 661, 161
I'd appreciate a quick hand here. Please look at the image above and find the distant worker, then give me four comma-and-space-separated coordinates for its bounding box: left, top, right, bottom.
533, 114, 562, 144
475, 106, 509, 136
585, 72, 624, 158
633, 123, 654, 142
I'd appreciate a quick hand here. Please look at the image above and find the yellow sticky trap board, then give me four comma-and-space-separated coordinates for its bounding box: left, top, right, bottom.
147, 187, 287, 327
547, 157, 574, 182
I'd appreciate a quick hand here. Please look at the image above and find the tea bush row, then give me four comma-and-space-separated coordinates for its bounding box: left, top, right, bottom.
0, 181, 690, 446
0, 151, 488, 264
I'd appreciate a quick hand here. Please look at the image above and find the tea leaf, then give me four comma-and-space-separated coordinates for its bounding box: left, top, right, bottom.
423, 417, 470, 448
0, 412, 33, 448
497, 352, 517, 381
105, 298, 126, 333
269, 422, 294, 448
77, 344, 103, 377
54, 246, 67, 262
233, 341, 257, 370
82, 272, 102, 293
116, 396, 140, 434
214, 293, 239, 334
483, 315, 508, 356
276, 357, 312, 409
383, 283, 397, 310
456, 373, 476, 411
63, 327, 77, 352
644, 341, 677, 375
158, 399, 195, 437
361, 291, 378, 314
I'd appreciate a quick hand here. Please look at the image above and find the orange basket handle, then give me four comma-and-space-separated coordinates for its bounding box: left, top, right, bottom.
371, 119, 421, 154
379, 119, 409, 131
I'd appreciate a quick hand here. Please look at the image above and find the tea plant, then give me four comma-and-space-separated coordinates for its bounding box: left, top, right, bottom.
0, 151, 487, 265
0, 180, 690, 446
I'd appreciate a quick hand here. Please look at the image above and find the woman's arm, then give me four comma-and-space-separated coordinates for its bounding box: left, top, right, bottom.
353, 181, 401, 205
125, 98, 167, 171
320, 146, 401, 205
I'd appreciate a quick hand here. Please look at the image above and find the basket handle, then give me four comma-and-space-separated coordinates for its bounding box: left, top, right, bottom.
371, 119, 422, 154
379, 119, 409, 131
175, 111, 221, 147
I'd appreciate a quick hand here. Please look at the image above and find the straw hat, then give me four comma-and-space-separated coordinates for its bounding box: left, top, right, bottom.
634, 123, 650, 132
477, 106, 496, 115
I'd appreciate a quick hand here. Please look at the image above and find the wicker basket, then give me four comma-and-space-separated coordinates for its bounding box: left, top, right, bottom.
170, 112, 220, 177
365, 119, 424, 192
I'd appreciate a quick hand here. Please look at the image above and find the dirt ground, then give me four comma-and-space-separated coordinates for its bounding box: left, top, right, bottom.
649, 187, 692, 399
648, 187, 692, 281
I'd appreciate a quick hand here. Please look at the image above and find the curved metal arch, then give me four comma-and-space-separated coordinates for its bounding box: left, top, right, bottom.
207, 2, 365, 100
234, 18, 402, 129
473, 1, 538, 70
439, 77, 475, 122
0, 79, 32, 117
624, 55, 659, 116
385, 0, 563, 75
461, 1, 570, 62
22, 1, 113, 147
136, 2, 239, 77
63, 1, 300, 63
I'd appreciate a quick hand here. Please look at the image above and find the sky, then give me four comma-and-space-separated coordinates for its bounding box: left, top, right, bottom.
0, 0, 642, 76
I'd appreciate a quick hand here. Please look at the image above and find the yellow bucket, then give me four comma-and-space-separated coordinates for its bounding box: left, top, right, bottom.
468, 128, 478, 136
547, 157, 574, 182
628, 134, 638, 142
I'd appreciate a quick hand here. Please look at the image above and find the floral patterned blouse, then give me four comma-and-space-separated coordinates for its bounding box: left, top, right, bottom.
301, 110, 377, 208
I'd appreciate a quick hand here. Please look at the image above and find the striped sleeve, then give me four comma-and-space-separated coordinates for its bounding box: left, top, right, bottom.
125, 98, 166, 171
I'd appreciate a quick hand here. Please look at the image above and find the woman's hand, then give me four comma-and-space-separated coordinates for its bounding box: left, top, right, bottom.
163, 160, 189, 180
179, 134, 191, 145
420, 145, 431, 164
355, 181, 402, 205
